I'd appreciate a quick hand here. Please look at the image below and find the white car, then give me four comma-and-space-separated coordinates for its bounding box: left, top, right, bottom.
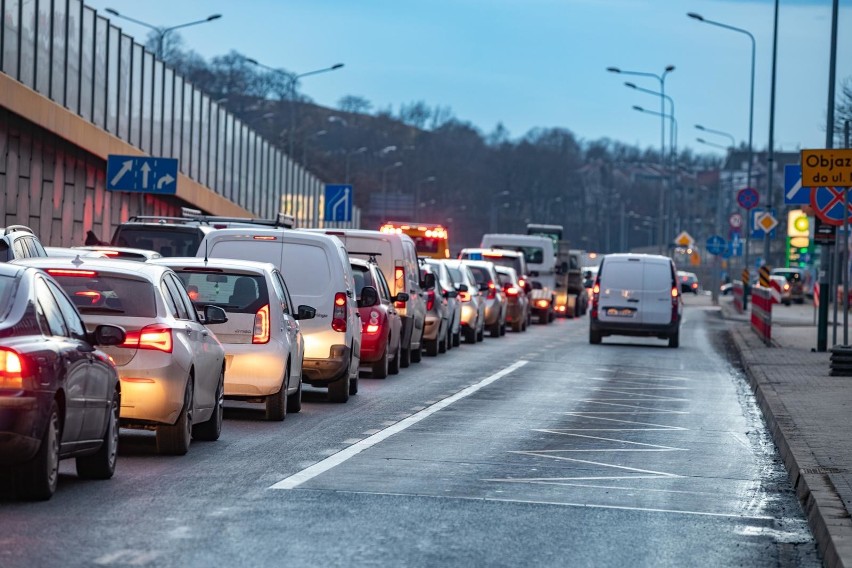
16, 257, 227, 454
152, 258, 315, 420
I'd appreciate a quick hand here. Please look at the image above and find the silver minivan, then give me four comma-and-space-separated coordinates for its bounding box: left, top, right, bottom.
589, 254, 682, 348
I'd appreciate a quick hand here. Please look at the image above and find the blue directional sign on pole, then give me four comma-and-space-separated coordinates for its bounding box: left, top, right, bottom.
725, 235, 743, 258
106, 155, 178, 194
706, 235, 726, 256
324, 184, 353, 222
784, 165, 810, 204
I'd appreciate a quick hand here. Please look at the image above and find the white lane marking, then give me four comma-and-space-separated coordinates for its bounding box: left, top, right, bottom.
575, 400, 689, 414
530, 431, 687, 451
510, 451, 683, 478
596, 388, 688, 400
483, 479, 719, 496
554, 414, 687, 431
270, 360, 529, 490
587, 376, 689, 384
94, 550, 162, 566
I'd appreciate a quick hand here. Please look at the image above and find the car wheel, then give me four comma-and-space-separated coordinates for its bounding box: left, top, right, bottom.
373, 343, 390, 379
400, 345, 411, 368
328, 374, 350, 403
77, 390, 120, 479
499, 318, 507, 336
156, 378, 193, 455
195, 369, 225, 437
438, 326, 448, 354
511, 319, 523, 332
476, 321, 485, 342
425, 336, 439, 356
349, 376, 359, 395
410, 335, 423, 363
18, 401, 61, 500
489, 320, 501, 337
388, 340, 401, 375
589, 328, 602, 345
286, 373, 302, 414
668, 331, 680, 348
265, 380, 288, 422
453, 328, 461, 347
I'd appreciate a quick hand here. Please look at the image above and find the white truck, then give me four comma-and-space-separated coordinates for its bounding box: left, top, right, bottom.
480, 233, 556, 324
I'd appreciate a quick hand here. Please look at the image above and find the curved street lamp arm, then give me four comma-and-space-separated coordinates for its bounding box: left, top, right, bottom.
163, 16, 222, 35
104, 10, 161, 32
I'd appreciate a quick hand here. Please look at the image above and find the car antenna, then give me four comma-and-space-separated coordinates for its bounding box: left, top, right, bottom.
204, 241, 209, 264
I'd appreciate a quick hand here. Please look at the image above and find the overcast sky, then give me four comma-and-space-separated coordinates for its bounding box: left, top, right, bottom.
84, 0, 852, 157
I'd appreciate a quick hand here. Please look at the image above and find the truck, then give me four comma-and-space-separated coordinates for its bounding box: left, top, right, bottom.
526, 224, 589, 318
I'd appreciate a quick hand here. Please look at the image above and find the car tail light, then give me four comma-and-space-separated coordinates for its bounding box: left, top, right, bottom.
426, 290, 435, 311
671, 286, 679, 323
362, 310, 381, 334
0, 348, 26, 389
784, 283, 790, 291
591, 279, 600, 319
394, 265, 406, 308
46, 269, 97, 277
535, 299, 549, 309
487, 282, 496, 300
518, 278, 526, 288
332, 292, 347, 332
75, 290, 102, 304
691, 282, 698, 290
458, 289, 471, 302
253, 304, 270, 344
252, 235, 277, 241
121, 324, 173, 353
505, 286, 519, 297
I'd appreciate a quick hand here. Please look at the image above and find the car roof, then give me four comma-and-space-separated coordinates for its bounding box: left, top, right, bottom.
76, 245, 162, 256
0, 262, 24, 278
461, 247, 524, 257
202, 227, 343, 247
349, 257, 370, 268
605, 253, 671, 262
13, 257, 171, 280
149, 256, 277, 274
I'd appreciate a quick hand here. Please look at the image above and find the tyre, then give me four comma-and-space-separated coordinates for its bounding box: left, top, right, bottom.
589, 328, 602, 345
195, 369, 225, 437
18, 401, 61, 500
668, 331, 680, 348
476, 322, 485, 342
410, 336, 423, 363
286, 375, 302, 413
499, 318, 507, 336
464, 327, 476, 344
425, 337, 439, 356
372, 343, 390, 378
489, 320, 501, 337
438, 327, 448, 354
77, 390, 120, 480
349, 376, 358, 395
156, 378, 193, 455
328, 374, 350, 403
265, 383, 287, 422
537, 309, 548, 324
400, 345, 411, 368
453, 329, 461, 347
388, 340, 401, 375
511, 320, 523, 333
548, 309, 555, 323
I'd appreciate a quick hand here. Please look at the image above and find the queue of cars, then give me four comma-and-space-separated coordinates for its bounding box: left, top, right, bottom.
0, 219, 539, 500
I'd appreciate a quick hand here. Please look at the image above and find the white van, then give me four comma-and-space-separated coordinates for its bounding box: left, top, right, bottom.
589, 254, 682, 348
196, 228, 361, 402
307, 229, 426, 367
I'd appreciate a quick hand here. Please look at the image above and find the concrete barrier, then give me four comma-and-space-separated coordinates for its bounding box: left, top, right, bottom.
750, 286, 773, 346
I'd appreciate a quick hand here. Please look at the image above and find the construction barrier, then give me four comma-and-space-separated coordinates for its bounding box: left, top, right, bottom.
733, 281, 745, 314
750, 286, 773, 346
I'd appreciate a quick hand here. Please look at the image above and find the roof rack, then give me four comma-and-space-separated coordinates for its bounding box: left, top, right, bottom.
3, 225, 35, 236
348, 251, 381, 264
125, 212, 295, 229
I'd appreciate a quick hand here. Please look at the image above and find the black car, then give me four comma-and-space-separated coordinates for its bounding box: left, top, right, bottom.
0, 263, 126, 500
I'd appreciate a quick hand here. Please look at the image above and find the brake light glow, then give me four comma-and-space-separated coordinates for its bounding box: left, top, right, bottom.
691, 282, 698, 290
99, 250, 120, 257
535, 299, 549, 308
332, 292, 347, 332
487, 282, 496, 300
252, 236, 277, 241
394, 266, 406, 308
784, 284, 790, 291
75, 290, 102, 304
0, 348, 25, 389
365, 324, 380, 334
518, 278, 526, 288
426, 289, 435, 311
505, 286, 519, 297
591, 278, 601, 319
671, 286, 680, 323
253, 304, 270, 344
121, 324, 173, 353
458, 290, 471, 302
46, 269, 97, 277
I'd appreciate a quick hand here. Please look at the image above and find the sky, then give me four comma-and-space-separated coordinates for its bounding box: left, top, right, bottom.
83, 0, 852, 157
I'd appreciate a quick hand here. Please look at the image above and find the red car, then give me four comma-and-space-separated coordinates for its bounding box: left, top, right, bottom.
350, 258, 408, 378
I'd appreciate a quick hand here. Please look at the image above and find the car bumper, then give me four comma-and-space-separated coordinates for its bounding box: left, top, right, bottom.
484, 302, 502, 325
0, 395, 42, 464
302, 345, 351, 385
591, 318, 679, 337
460, 304, 478, 327
359, 332, 388, 363
223, 344, 287, 398
117, 354, 190, 426
505, 302, 525, 323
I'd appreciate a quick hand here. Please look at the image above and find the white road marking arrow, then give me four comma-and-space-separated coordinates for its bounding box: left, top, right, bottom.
110, 160, 133, 186
786, 177, 802, 200
140, 162, 151, 188
156, 174, 175, 189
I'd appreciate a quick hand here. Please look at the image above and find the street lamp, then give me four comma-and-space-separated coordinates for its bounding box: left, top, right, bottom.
104, 8, 221, 60
414, 176, 437, 219
246, 58, 344, 161
695, 124, 736, 149
608, 65, 675, 252
696, 137, 729, 151
345, 146, 367, 185
381, 161, 403, 221
688, 12, 756, 269
625, 82, 676, 159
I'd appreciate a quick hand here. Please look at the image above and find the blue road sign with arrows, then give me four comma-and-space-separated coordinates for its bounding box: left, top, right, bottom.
106, 155, 178, 194
706, 235, 726, 256
324, 184, 353, 222
784, 164, 810, 204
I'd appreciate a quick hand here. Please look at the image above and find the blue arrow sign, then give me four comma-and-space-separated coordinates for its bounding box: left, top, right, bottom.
725, 236, 743, 258
784, 165, 809, 204
106, 155, 178, 194
324, 184, 353, 222
706, 235, 727, 256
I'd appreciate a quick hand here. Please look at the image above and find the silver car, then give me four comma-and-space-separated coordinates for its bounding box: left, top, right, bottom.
16, 258, 227, 455
425, 259, 462, 348
443, 260, 486, 344
461, 260, 507, 338
152, 258, 315, 421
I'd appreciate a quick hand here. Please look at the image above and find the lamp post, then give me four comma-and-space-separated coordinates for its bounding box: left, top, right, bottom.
104, 9, 221, 60
414, 176, 437, 219
381, 161, 403, 221
345, 146, 367, 185
696, 137, 728, 151
246, 59, 344, 161
688, 12, 755, 272
633, 104, 679, 239
625, 82, 676, 159
695, 124, 736, 149
608, 65, 674, 252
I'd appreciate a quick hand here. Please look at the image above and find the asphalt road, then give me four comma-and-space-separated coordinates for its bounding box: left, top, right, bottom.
0, 295, 820, 567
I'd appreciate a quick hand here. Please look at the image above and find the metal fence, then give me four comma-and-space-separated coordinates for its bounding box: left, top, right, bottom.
0, 0, 353, 227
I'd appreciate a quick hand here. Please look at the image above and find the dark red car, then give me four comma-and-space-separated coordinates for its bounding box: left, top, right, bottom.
0, 263, 126, 500
351, 258, 408, 378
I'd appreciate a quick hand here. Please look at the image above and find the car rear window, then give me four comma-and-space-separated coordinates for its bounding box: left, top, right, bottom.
467, 266, 491, 285
175, 271, 269, 314
773, 270, 801, 282
601, 261, 643, 290
52, 274, 157, 317
480, 254, 522, 275
488, 245, 543, 265
644, 264, 674, 291
351, 264, 376, 295
112, 227, 202, 257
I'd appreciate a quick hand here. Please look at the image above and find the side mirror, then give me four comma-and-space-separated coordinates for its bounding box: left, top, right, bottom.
204, 305, 228, 324
478, 283, 489, 292
421, 273, 436, 290
444, 290, 458, 299
296, 304, 316, 320
358, 286, 379, 308
92, 324, 126, 346
393, 292, 410, 303
456, 283, 469, 293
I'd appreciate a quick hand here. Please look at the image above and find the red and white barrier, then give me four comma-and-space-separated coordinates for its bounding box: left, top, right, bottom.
750, 286, 773, 346
769, 279, 782, 304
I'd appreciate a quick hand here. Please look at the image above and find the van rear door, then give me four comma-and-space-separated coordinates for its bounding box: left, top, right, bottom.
640, 259, 675, 326
598, 258, 644, 324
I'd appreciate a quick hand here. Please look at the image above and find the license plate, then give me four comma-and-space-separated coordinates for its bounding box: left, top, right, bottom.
606, 308, 635, 317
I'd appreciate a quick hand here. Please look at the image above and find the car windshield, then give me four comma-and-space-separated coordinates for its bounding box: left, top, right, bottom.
175, 271, 269, 314
773, 270, 801, 283
0, 274, 15, 321
52, 274, 157, 317
489, 245, 543, 264
482, 254, 522, 274
112, 227, 202, 257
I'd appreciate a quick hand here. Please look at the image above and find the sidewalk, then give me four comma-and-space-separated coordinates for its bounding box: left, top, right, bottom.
720, 297, 852, 568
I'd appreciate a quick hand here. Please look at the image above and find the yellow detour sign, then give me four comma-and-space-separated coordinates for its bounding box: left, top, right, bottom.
758, 265, 771, 288
802, 148, 852, 187
675, 231, 694, 247
742, 269, 750, 286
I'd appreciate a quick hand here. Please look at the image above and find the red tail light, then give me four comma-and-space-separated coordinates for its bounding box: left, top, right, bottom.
0, 348, 26, 389
46, 269, 97, 277
363, 310, 381, 334
332, 292, 347, 332
121, 324, 173, 353
487, 282, 496, 300
426, 290, 435, 311
671, 287, 679, 323
253, 304, 270, 344
394, 266, 406, 308
458, 290, 471, 302
75, 290, 102, 304
518, 278, 526, 288
365, 324, 380, 334
590, 279, 600, 319
506, 286, 519, 297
